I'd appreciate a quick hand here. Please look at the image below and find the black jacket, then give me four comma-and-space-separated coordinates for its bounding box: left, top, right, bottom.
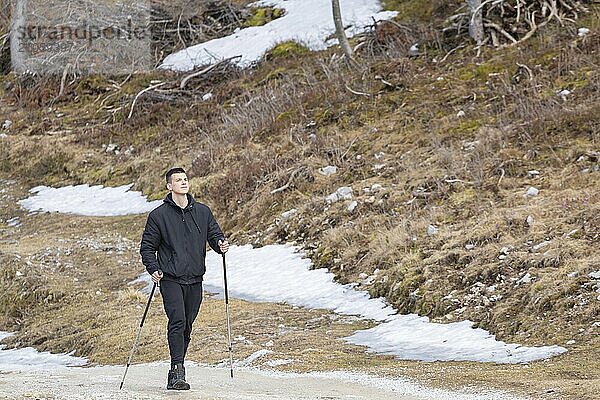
140, 193, 225, 284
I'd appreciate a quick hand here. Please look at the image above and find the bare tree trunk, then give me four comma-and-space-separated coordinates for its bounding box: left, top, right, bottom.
467, 0, 485, 45
331, 0, 357, 64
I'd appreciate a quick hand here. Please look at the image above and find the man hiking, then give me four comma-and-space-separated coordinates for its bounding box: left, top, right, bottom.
140, 167, 229, 390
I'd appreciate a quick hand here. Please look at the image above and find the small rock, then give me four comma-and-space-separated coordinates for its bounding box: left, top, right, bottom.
105, 143, 119, 153
308, 133, 317, 141
578, 27, 590, 37
281, 209, 298, 220
527, 170, 540, 178
498, 254, 507, 260
408, 43, 419, 56
325, 186, 353, 204
15, 271, 23, 277
567, 271, 579, 278
2, 120, 12, 130
364, 196, 375, 204
456, 110, 465, 118
526, 215, 535, 226
557, 89, 571, 100
500, 246, 511, 255
319, 165, 338, 176
373, 164, 386, 170
427, 225, 439, 236
465, 244, 475, 250
264, 340, 274, 347
566, 340, 576, 345
463, 140, 480, 151
589, 271, 600, 280
202, 93, 213, 101
526, 187, 539, 197
374, 152, 385, 160
371, 183, 383, 192
347, 200, 358, 212
517, 273, 533, 285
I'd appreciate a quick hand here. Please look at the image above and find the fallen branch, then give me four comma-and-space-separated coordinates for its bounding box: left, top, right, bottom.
271, 167, 305, 194
345, 85, 370, 97
444, 178, 476, 185
127, 82, 167, 119
439, 44, 467, 63
179, 55, 241, 89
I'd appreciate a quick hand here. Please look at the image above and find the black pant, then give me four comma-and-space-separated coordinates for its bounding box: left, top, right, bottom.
159, 280, 203, 366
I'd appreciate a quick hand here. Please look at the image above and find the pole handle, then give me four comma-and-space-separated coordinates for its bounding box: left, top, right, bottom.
140, 282, 157, 328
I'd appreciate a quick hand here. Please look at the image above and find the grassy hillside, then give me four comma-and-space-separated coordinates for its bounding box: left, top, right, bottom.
0, 1, 599, 398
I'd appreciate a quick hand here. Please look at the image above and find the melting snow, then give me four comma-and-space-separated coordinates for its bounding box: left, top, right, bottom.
160, 0, 397, 71
18, 184, 161, 216
0, 332, 86, 371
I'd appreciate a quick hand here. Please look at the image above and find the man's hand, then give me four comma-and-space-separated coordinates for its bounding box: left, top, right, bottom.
219, 239, 230, 254
151, 270, 163, 283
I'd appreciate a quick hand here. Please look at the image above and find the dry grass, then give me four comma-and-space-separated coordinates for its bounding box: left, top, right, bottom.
1, 4, 600, 399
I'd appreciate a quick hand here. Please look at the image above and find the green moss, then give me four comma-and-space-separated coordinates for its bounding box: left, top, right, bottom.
456, 61, 504, 81
475, 62, 503, 78
265, 41, 310, 59
76, 75, 111, 95
275, 110, 294, 122
244, 7, 285, 27
263, 67, 288, 82
448, 119, 481, 136
384, 0, 434, 21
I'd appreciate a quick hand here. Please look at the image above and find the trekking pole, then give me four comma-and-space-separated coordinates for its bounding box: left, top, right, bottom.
222, 253, 234, 379
119, 280, 157, 390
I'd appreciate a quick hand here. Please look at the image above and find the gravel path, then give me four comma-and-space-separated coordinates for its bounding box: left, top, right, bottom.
0, 361, 522, 400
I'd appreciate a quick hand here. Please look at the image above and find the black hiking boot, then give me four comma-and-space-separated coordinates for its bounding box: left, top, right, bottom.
167, 364, 190, 390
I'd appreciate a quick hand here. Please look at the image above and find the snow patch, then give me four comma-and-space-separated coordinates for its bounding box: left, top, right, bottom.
18, 184, 162, 216
233, 349, 273, 367
0, 332, 87, 371
160, 0, 397, 71
133, 244, 566, 363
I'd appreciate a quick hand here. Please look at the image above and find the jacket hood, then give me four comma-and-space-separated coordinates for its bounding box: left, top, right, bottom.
164, 193, 196, 210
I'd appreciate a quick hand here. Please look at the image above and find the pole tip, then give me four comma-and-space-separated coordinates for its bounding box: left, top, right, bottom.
119, 382, 124, 390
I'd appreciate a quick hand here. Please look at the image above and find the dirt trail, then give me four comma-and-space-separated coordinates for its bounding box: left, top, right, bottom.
0, 360, 528, 400
0, 362, 431, 400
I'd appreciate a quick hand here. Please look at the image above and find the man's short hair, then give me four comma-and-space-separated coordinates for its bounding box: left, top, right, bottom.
166, 167, 186, 183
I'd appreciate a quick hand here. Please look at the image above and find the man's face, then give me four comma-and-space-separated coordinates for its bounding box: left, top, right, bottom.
167, 173, 189, 195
